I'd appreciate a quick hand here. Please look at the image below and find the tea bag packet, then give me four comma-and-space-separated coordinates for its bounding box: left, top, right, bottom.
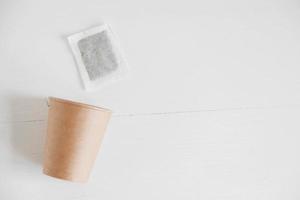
68, 24, 128, 90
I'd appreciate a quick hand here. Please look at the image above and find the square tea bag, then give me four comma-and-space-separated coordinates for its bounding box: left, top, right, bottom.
68, 24, 128, 90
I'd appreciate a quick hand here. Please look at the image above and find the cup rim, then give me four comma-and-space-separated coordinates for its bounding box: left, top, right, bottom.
48, 97, 112, 113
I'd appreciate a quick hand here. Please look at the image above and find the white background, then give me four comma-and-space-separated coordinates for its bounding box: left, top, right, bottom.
1, 0, 300, 199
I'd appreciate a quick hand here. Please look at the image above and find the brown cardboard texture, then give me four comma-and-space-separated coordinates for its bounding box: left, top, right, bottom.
43, 97, 111, 182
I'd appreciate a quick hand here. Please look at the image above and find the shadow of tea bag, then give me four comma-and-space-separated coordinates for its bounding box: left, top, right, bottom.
68, 24, 128, 90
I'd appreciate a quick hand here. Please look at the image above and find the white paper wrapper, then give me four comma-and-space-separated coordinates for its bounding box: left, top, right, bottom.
68, 24, 128, 91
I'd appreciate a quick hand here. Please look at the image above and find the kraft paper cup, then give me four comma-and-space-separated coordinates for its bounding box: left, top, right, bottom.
43, 97, 111, 182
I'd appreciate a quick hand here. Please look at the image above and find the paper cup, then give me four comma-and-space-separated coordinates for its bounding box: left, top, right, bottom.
43, 97, 111, 182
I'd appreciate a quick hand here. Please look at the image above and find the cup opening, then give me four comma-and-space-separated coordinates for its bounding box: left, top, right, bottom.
48, 97, 111, 113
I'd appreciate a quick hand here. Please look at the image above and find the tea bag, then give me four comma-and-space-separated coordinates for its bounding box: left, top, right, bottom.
68, 24, 128, 90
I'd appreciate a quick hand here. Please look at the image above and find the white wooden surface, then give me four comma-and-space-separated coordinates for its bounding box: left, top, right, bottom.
1, 0, 300, 199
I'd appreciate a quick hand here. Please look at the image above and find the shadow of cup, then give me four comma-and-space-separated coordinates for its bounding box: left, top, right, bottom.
8, 95, 48, 165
